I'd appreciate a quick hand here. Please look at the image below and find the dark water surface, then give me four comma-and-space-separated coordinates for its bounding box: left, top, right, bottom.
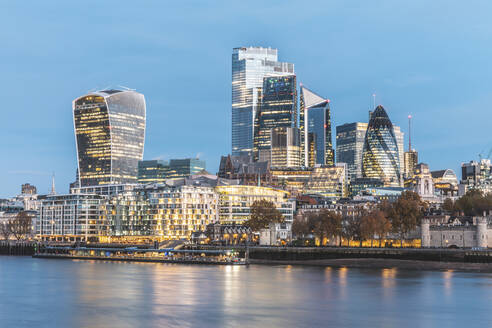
1, 257, 492, 327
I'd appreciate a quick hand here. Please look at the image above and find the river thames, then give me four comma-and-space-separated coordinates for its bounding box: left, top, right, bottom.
1, 257, 492, 327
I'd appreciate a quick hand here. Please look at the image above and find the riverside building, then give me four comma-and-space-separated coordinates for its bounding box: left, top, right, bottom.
232, 46, 294, 156
36, 194, 108, 242
73, 89, 146, 187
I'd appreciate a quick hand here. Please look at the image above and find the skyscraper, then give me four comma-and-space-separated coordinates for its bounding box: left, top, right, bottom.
362, 105, 402, 187
254, 75, 297, 163
299, 85, 334, 167
271, 127, 301, 168
232, 47, 294, 156
336, 122, 368, 180
73, 89, 146, 187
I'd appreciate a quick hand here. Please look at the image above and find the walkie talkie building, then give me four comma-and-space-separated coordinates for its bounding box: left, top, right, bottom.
73, 89, 146, 187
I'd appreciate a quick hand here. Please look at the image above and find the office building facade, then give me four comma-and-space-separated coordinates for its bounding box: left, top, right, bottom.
232, 47, 294, 156
137, 158, 206, 183
73, 89, 146, 187
299, 86, 334, 167
254, 75, 297, 162
336, 122, 368, 180
271, 127, 301, 168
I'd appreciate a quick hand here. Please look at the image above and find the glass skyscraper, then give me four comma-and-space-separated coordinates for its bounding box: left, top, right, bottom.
362, 105, 402, 187
254, 75, 297, 162
73, 89, 146, 187
336, 122, 368, 180
137, 158, 206, 183
232, 47, 294, 156
299, 85, 334, 167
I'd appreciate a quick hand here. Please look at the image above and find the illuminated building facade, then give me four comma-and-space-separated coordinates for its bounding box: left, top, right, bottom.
431, 169, 458, 197
167, 158, 206, 180
336, 122, 368, 180
232, 47, 294, 156
36, 194, 108, 242
270, 167, 313, 194
73, 89, 146, 187
404, 150, 418, 178
254, 75, 297, 162
215, 185, 295, 225
299, 86, 334, 167
362, 105, 402, 187
270, 127, 301, 168
304, 164, 348, 198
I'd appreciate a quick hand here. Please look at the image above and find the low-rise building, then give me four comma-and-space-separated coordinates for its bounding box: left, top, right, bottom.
259, 222, 292, 246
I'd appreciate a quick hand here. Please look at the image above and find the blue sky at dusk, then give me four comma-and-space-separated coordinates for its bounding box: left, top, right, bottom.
1, 0, 491, 197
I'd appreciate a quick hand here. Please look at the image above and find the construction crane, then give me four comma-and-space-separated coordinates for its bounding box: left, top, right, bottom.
478, 148, 492, 161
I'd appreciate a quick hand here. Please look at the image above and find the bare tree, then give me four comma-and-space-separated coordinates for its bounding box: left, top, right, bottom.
10, 212, 33, 241
0, 220, 13, 241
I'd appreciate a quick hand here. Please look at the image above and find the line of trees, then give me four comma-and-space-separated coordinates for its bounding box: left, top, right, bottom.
244, 200, 284, 231
443, 190, 492, 216
0, 211, 33, 241
292, 191, 424, 247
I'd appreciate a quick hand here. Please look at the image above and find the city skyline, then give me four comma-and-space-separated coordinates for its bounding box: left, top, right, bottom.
1, 1, 492, 197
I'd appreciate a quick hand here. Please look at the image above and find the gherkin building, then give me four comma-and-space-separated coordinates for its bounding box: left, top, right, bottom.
362, 105, 401, 186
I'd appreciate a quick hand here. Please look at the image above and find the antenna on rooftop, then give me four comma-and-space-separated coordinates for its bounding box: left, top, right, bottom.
408, 114, 412, 151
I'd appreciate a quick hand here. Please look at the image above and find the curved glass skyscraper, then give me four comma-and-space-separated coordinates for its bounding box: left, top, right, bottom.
362, 105, 401, 186
73, 89, 146, 187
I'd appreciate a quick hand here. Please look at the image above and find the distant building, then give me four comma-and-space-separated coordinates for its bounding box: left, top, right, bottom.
431, 169, 459, 198
459, 159, 492, 195
349, 178, 384, 197
254, 75, 297, 162
304, 164, 348, 199
299, 85, 334, 167
406, 163, 439, 203
362, 105, 402, 187
404, 150, 418, 178
269, 167, 313, 194
73, 89, 146, 187
336, 122, 368, 180
21, 183, 37, 195
200, 223, 253, 245
215, 185, 295, 225
232, 47, 294, 156
137, 160, 169, 183
270, 127, 301, 168
137, 158, 206, 183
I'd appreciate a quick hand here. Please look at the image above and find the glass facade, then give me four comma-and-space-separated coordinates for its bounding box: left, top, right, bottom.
232, 47, 294, 156
270, 127, 301, 168
254, 75, 297, 162
137, 158, 206, 183
336, 122, 368, 180
304, 164, 347, 198
73, 89, 146, 187
299, 86, 334, 167
362, 106, 402, 187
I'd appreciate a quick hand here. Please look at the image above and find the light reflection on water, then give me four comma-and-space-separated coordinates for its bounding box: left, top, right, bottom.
1, 257, 492, 328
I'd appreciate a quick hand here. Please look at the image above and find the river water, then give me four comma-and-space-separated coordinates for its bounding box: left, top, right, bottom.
1, 257, 491, 327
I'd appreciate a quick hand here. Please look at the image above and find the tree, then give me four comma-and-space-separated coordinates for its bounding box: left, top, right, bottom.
343, 215, 362, 247
0, 220, 13, 241
361, 209, 391, 247
455, 190, 492, 216
386, 191, 424, 247
244, 200, 284, 232
442, 198, 455, 214
292, 217, 310, 239
10, 212, 33, 241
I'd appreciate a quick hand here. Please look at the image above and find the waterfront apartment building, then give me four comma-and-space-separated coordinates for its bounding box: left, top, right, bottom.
232, 46, 294, 156
36, 194, 108, 242
254, 75, 297, 163
73, 89, 146, 187
270, 127, 302, 168
362, 106, 402, 187
137, 158, 206, 183
299, 86, 334, 167
215, 185, 295, 225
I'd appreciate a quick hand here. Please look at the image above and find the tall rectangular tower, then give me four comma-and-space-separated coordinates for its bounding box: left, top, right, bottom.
254, 75, 297, 162
336, 122, 368, 180
73, 89, 146, 187
232, 47, 294, 156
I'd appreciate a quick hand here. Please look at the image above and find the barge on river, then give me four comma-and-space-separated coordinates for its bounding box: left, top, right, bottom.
33, 246, 248, 265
